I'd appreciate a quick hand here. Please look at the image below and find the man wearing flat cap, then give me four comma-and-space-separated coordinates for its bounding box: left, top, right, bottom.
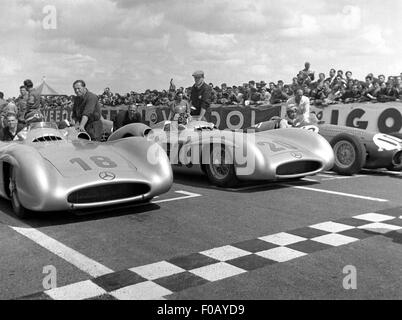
190, 70, 212, 120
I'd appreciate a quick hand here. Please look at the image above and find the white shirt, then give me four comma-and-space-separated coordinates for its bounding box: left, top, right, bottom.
286, 96, 310, 122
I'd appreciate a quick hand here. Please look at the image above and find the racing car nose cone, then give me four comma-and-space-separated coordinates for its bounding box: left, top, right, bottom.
291, 152, 303, 159
99, 171, 116, 181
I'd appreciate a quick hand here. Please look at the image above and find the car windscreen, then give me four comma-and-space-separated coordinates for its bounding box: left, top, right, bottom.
29, 122, 59, 131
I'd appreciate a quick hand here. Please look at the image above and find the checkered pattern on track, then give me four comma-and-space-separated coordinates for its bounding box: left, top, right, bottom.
19, 208, 402, 300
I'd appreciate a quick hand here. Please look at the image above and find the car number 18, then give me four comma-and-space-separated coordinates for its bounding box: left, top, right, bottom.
70, 156, 118, 171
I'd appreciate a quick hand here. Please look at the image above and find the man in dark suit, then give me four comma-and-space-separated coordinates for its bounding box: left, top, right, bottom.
190, 70, 212, 120
114, 104, 142, 130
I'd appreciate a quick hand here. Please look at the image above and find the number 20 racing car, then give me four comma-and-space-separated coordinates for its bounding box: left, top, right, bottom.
0, 122, 173, 218
107, 119, 335, 187
252, 118, 402, 175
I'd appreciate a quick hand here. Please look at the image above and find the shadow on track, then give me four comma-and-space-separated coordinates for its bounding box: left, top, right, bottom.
173, 172, 320, 193
0, 198, 161, 228
361, 169, 402, 179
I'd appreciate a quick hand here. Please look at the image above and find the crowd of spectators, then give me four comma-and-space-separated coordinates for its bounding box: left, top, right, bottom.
6, 62, 402, 110
97, 62, 402, 108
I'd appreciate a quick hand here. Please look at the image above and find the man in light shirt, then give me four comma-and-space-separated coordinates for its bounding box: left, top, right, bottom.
285, 89, 311, 125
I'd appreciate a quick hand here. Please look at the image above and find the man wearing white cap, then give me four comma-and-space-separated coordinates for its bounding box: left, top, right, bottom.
190, 70, 212, 120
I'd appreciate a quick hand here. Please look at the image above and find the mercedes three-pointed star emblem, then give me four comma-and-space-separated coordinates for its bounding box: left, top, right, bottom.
99, 171, 116, 181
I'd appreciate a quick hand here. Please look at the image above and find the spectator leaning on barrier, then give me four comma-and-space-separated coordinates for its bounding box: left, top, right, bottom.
312, 73, 326, 89
326, 69, 337, 88
367, 73, 378, 84
310, 82, 327, 106
342, 84, 362, 103
72, 80, 103, 141
361, 76, 377, 101
190, 70, 212, 120
269, 81, 289, 104
259, 87, 271, 104
345, 71, 354, 82
377, 74, 386, 87
378, 81, 399, 102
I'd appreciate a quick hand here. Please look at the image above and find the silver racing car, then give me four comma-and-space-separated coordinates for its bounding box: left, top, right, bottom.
0, 122, 173, 218
108, 119, 335, 187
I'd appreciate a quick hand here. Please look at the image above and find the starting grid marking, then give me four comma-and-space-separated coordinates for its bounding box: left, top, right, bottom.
152, 191, 201, 204
308, 172, 366, 182
280, 183, 389, 202
5, 190, 202, 280
18, 207, 402, 300
221, 179, 389, 202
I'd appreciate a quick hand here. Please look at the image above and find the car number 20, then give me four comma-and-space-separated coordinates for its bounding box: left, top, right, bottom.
70, 156, 118, 171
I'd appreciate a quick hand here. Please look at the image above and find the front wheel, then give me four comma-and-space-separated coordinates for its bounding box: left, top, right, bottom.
9, 167, 30, 219
330, 133, 366, 175
205, 144, 239, 187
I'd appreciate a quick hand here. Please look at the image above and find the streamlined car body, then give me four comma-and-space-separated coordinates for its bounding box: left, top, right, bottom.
253, 121, 402, 175
108, 120, 335, 187
0, 122, 173, 218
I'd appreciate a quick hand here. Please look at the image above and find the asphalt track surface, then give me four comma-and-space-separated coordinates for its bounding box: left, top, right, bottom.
1, 169, 402, 300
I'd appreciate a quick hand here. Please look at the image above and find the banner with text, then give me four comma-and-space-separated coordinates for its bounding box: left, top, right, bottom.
42, 101, 402, 134
145, 104, 282, 130
310, 102, 402, 134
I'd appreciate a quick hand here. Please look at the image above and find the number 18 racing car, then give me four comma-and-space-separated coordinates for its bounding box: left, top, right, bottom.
0, 122, 173, 219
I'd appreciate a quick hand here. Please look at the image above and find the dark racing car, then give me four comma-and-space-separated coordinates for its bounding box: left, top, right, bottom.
252, 117, 402, 175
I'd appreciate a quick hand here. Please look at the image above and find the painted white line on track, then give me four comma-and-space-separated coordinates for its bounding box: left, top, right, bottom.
152, 191, 202, 204
321, 175, 365, 181
362, 169, 402, 176
301, 177, 319, 182
317, 173, 336, 178
4, 190, 202, 279
280, 184, 388, 202
10, 226, 114, 277
223, 183, 274, 192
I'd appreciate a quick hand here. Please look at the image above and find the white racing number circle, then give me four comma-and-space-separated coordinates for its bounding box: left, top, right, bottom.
373, 133, 402, 151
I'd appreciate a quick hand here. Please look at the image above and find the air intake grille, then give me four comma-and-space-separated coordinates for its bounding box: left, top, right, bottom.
33, 136, 63, 142
68, 183, 151, 204
277, 161, 322, 176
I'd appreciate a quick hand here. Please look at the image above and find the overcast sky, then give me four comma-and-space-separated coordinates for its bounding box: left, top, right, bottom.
1, 0, 402, 97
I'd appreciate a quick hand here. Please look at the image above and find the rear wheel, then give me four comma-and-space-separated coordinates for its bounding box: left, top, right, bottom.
205, 144, 239, 187
330, 133, 366, 175
9, 167, 30, 219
